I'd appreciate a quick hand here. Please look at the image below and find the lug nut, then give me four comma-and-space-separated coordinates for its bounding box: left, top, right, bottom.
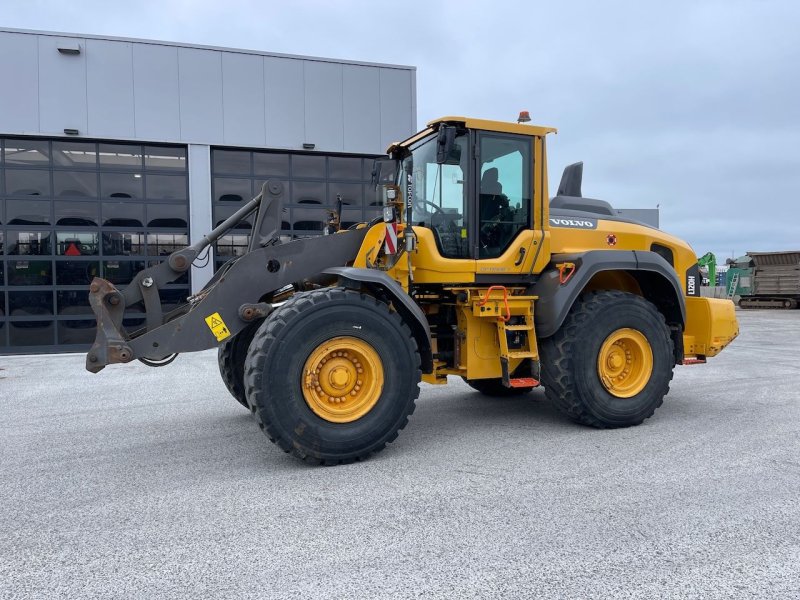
141, 277, 154, 288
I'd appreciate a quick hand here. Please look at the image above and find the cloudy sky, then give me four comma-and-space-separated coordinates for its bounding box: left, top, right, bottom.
2, 0, 798, 260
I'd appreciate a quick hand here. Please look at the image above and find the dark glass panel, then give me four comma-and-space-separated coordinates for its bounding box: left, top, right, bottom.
5, 168, 51, 197
7, 231, 51, 256
328, 182, 363, 206
291, 181, 326, 205
102, 232, 145, 256
215, 234, 250, 257
4, 139, 50, 166
54, 201, 99, 227
291, 154, 326, 179
98, 144, 142, 170
53, 171, 98, 198
10, 321, 54, 346
9, 290, 53, 316
146, 204, 188, 228
160, 288, 189, 311
102, 201, 144, 227
103, 260, 145, 285
291, 205, 327, 231
363, 159, 376, 181
145, 174, 187, 201
57, 320, 96, 345
0, 231, 4, 255
55, 232, 99, 256
7, 259, 52, 285
341, 207, 363, 229
6, 199, 51, 225
213, 150, 251, 175
100, 172, 143, 199
144, 146, 186, 171
253, 152, 289, 177
0, 292, 5, 317
328, 157, 363, 181
147, 233, 187, 256
56, 260, 100, 285
57, 290, 91, 315
52, 141, 97, 169
214, 178, 252, 203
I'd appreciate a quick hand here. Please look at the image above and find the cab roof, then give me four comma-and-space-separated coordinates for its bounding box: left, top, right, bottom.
429, 116, 557, 137
387, 116, 557, 153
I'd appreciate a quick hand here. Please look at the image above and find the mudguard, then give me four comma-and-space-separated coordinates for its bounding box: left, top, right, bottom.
531, 250, 686, 338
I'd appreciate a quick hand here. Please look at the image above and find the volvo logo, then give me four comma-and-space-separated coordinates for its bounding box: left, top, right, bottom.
549, 217, 597, 230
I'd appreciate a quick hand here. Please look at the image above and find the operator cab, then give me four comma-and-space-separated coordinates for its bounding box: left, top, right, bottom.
385, 120, 535, 261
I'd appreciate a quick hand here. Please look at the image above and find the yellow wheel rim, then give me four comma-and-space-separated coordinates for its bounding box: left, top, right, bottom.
597, 328, 653, 398
302, 336, 383, 423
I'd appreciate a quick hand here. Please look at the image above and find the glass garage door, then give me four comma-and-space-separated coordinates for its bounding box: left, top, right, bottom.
0, 138, 190, 354
211, 149, 380, 269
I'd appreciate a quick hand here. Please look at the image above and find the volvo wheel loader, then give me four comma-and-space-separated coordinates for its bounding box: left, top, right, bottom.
85, 115, 739, 464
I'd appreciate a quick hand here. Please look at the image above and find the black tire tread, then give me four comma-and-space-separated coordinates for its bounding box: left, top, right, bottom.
217, 320, 262, 409
540, 290, 674, 428
244, 287, 421, 465
218, 337, 249, 408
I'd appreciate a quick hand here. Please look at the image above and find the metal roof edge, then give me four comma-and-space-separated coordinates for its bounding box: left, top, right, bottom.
0, 27, 417, 71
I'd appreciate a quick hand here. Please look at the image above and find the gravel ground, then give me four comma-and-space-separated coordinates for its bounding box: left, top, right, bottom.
1, 310, 799, 599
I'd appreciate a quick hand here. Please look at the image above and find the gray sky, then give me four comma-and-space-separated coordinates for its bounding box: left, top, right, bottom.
2, 0, 799, 260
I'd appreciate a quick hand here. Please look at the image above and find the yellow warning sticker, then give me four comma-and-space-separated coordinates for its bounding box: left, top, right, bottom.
204, 312, 231, 342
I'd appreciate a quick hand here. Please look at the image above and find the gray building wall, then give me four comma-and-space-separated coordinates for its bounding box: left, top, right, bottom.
0, 28, 416, 152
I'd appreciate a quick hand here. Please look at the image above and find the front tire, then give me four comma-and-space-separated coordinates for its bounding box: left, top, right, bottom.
217, 320, 262, 409
540, 290, 674, 428
244, 287, 421, 464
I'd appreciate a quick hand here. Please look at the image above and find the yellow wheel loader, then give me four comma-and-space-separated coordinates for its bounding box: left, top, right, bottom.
86, 115, 739, 464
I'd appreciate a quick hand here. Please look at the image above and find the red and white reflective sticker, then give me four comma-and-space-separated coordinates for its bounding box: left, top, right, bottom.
384, 222, 398, 254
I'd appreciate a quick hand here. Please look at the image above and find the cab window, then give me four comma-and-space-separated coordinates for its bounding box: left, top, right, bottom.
403, 133, 469, 258
478, 135, 532, 258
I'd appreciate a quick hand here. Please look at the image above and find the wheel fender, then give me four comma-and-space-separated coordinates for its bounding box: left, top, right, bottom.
531, 250, 686, 338
324, 267, 433, 373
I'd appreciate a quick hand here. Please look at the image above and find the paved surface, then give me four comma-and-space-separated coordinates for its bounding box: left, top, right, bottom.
1, 310, 799, 599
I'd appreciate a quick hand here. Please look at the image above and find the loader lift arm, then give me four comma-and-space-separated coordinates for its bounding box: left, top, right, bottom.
86, 182, 368, 373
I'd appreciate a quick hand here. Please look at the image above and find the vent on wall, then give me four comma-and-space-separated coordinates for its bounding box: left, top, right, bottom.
57, 42, 81, 55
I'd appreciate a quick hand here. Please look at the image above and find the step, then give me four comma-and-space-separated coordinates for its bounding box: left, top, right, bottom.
506, 351, 538, 359
503, 324, 533, 331
509, 377, 540, 388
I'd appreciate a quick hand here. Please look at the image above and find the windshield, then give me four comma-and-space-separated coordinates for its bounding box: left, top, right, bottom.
401, 133, 469, 259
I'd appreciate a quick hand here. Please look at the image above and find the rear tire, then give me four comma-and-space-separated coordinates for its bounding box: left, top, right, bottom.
244, 287, 421, 465
540, 290, 674, 428
217, 320, 262, 409
461, 377, 534, 396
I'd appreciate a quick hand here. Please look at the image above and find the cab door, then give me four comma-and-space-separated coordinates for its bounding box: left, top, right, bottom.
473, 132, 539, 276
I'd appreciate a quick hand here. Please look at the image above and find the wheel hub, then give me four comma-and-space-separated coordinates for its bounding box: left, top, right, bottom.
597, 328, 654, 398
302, 337, 383, 422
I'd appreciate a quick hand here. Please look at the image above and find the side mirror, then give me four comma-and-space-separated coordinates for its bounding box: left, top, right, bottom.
436, 126, 460, 164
